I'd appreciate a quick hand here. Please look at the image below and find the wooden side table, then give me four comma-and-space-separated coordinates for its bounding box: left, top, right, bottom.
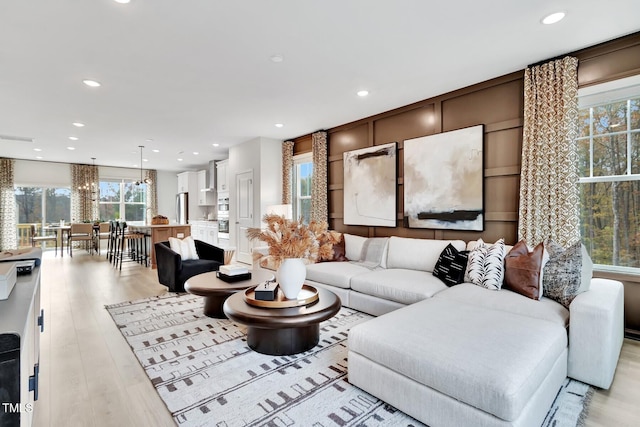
184, 268, 274, 318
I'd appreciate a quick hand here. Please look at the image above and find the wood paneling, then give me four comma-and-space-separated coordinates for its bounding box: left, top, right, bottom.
293, 135, 312, 155
324, 74, 524, 243
576, 33, 640, 87
373, 105, 435, 145
485, 128, 522, 170
328, 123, 369, 157
485, 175, 520, 214
292, 31, 640, 334
441, 78, 524, 131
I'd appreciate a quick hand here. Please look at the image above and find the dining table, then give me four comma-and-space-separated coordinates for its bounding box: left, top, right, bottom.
42, 223, 102, 257
43, 225, 71, 257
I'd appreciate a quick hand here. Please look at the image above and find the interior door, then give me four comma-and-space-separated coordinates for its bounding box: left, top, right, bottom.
235, 170, 254, 264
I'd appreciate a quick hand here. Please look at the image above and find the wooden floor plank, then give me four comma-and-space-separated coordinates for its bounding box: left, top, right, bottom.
30, 250, 640, 426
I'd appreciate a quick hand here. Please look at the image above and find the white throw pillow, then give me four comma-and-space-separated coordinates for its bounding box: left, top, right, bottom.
343, 234, 368, 261
169, 236, 199, 260
464, 238, 505, 290
579, 244, 593, 294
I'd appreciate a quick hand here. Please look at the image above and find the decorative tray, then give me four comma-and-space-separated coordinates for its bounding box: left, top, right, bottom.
216, 271, 252, 283
244, 284, 319, 308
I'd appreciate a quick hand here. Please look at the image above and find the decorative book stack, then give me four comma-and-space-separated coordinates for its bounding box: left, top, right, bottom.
219, 264, 249, 276
216, 264, 251, 283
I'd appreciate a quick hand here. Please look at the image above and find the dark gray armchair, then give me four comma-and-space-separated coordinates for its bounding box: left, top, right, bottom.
155, 240, 224, 292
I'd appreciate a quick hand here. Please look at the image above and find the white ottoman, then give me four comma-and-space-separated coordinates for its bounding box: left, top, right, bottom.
348, 298, 568, 427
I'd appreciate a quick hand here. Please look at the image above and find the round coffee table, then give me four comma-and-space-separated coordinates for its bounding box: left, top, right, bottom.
184, 268, 275, 318
223, 287, 341, 356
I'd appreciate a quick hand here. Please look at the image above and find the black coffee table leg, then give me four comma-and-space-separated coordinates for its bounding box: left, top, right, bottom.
203, 294, 228, 318
247, 324, 320, 356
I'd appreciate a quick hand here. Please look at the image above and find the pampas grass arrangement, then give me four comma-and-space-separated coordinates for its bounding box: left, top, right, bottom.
247, 214, 340, 267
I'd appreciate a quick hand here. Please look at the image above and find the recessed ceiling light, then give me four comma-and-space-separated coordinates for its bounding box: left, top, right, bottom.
133, 164, 138, 168
114, 0, 131, 4
270, 54, 284, 63
541, 12, 565, 25
67, 146, 75, 150
34, 148, 42, 152
146, 138, 153, 142
143, 158, 148, 162
69, 136, 78, 141
36, 156, 43, 159
357, 90, 369, 97
193, 152, 199, 155
275, 123, 284, 128
177, 158, 183, 162
82, 79, 101, 87
212, 143, 220, 147
72, 122, 85, 127
152, 149, 159, 153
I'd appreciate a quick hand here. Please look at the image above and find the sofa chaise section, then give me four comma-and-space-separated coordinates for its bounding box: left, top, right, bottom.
348, 297, 568, 427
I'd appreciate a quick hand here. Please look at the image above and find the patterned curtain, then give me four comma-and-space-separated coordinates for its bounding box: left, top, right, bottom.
71, 163, 99, 222
282, 141, 294, 204
518, 56, 580, 247
311, 131, 328, 223
145, 169, 158, 218
0, 158, 17, 250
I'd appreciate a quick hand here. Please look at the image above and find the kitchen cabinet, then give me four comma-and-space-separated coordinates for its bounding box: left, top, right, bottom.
197, 170, 215, 206
189, 221, 218, 247
0, 263, 42, 427
216, 160, 228, 192
177, 171, 193, 193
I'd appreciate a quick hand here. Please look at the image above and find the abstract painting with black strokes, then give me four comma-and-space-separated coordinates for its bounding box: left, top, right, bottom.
343, 142, 397, 227
404, 125, 484, 231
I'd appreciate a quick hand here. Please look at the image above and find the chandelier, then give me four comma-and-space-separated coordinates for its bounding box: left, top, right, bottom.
79, 157, 97, 201
135, 145, 152, 185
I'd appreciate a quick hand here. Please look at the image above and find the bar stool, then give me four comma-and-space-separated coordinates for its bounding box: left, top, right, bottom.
113, 222, 145, 270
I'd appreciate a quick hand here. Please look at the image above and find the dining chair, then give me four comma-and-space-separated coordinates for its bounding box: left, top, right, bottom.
68, 223, 95, 257
96, 222, 110, 256
30, 224, 58, 255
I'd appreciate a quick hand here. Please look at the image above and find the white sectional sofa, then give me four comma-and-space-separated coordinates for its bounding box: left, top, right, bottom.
299, 234, 624, 427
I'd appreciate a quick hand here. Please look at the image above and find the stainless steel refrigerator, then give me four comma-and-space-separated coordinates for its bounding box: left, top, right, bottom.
176, 192, 189, 224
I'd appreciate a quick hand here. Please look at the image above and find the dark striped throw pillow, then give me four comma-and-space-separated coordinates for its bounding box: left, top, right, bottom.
433, 244, 469, 286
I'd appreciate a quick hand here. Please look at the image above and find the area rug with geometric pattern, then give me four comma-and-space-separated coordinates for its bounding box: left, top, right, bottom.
106, 293, 593, 427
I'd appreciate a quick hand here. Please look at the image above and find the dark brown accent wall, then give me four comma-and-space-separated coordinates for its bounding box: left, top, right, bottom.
288, 32, 640, 335
326, 71, 525, 244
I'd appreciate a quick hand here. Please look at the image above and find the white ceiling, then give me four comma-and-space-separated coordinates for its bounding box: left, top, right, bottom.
1, 1, 639, 172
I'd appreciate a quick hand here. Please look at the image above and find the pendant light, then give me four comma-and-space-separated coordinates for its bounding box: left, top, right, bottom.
135, 145, 152, 185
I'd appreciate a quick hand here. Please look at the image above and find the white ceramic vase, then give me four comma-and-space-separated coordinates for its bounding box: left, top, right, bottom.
276, 258, 306, 299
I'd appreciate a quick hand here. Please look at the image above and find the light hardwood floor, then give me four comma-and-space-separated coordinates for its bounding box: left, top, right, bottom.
31, 250, 640, 426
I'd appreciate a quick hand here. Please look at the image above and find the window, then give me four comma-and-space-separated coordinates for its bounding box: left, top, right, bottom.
15, 186, 71, 248
578, 77, 640, 271
292, 153, 313, 223
99, 180, 147, 221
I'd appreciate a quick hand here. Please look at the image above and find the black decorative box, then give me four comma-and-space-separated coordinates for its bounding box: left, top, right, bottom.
254, 281, 279, 301
216, 271, 252, 283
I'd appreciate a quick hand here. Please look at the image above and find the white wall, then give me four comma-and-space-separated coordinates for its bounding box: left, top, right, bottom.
228, 137, 283, 246
13, 158, 178, 219
156, 170, 177, 219
14, 160, 70, 187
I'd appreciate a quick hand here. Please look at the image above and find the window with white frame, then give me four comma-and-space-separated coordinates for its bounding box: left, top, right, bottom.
292, 153, 313, 223
577, 75, 640, 271
99, 179, 147, 221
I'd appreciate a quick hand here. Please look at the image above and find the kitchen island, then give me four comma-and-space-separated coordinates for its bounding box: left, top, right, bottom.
128, 224, 190, 269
